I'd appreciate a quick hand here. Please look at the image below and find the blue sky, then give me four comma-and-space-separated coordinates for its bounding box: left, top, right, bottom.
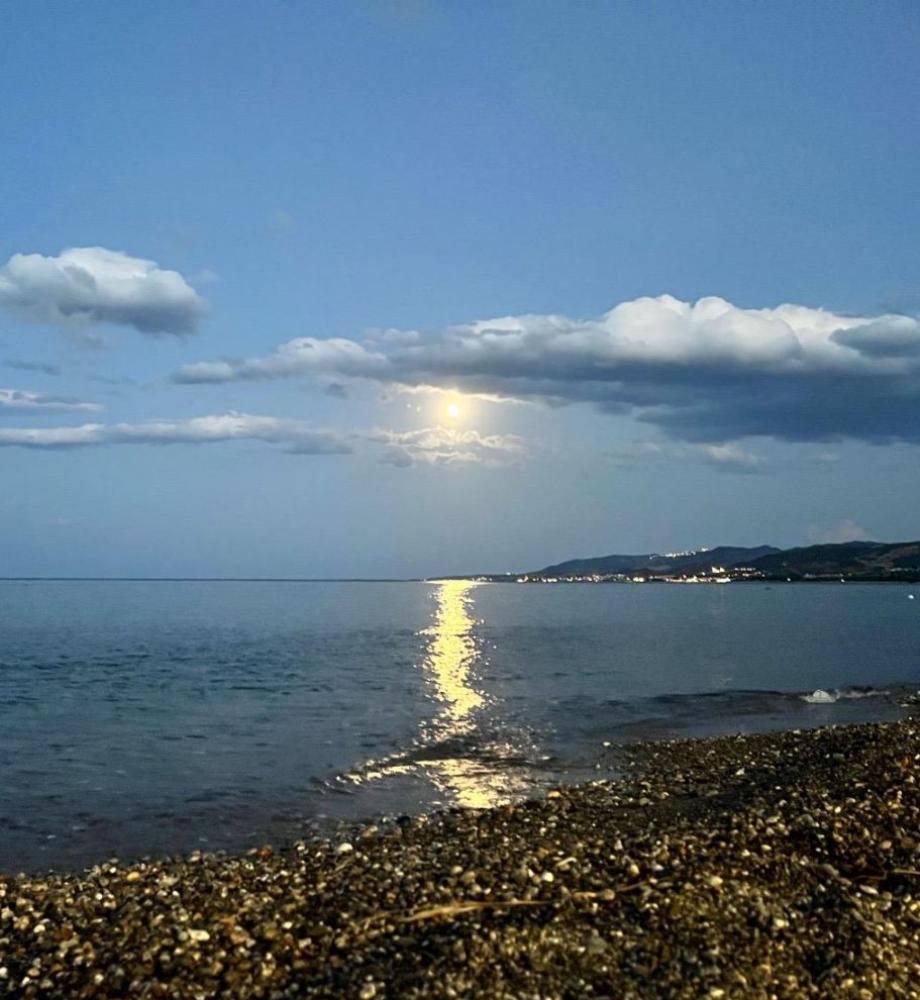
1, 1, 918, 577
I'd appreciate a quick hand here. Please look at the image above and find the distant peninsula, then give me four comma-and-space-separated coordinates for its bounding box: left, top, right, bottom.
447, 540, 920, 584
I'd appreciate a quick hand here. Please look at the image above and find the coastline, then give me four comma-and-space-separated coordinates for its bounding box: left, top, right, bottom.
3, 718, 919, 998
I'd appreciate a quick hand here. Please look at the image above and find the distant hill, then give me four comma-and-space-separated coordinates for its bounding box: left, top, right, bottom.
526, 540, 920, 581
746, 540, 920, 579
535, 545, 779, 578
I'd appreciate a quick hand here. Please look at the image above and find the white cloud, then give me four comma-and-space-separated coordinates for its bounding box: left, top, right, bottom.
382, 382, 533, 405
0, 413, 351, 453
0, 388, 101, 415
0, 247, 207, 335
697, 442, 764, 473
173, 337, 387, 383
366, 426, 526, 467
0, 412, 520, 468
170, 294, 920, 444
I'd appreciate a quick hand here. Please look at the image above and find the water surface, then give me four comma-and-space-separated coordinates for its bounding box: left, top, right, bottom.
1, 579, 917, 871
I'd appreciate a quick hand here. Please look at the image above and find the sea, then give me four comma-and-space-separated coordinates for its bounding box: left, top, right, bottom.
1, 578, 918, 872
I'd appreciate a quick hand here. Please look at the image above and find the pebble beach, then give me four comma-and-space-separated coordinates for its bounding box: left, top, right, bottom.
2, 717, 919, 999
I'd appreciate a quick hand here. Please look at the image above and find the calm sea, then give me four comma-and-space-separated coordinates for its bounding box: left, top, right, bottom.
1, 579, 918, 871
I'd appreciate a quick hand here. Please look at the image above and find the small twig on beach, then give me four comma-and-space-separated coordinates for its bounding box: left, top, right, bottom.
399, 884, 645, 924
345, 882, 647, 938
401, 899, 545, 922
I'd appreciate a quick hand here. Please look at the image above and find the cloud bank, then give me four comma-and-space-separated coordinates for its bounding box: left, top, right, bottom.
0, 413, 350, 453
0, 247, 207, 335
173, 295, 920, 445
0, 389, 101, 415
0, 413, 522, 467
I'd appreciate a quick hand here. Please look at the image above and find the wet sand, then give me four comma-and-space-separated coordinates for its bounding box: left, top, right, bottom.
2, 717, 919, 998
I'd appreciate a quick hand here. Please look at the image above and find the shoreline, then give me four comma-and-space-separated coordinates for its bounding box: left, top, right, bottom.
3, 718, 919, 997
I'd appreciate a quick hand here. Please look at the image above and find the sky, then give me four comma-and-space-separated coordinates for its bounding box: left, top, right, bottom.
1, 0, 918, 578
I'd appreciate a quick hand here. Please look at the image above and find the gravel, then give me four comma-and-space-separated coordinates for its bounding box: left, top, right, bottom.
2, 718, 919, 998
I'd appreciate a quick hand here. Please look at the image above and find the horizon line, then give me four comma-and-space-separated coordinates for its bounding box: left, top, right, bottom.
0, 576, 426, 583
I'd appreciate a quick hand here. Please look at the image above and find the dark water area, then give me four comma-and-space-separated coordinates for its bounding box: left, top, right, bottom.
1, 579, 918, 872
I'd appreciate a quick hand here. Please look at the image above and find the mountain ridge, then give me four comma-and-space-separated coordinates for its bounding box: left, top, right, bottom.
536, 545, 779, 578
525, 539, 920, 581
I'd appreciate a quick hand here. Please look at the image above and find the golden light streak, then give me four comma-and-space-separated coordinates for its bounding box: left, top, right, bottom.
344, 580, 534, 810
418, 581, 533, 809
421, 579, 484, 726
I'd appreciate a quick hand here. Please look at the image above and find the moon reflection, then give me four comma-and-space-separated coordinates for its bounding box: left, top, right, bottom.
421, 579, 485, 732
346, 579, 534, 810
415, 580, 534, 809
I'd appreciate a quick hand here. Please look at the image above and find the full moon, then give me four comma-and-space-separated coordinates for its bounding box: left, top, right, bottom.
446, 403, 461, 419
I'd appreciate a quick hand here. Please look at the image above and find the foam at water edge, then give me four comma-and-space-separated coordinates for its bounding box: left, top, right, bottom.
802, 686, 884, 704
803, 689, 837, 704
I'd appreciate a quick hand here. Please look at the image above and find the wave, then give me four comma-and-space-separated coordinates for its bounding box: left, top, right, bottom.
336, 722, 550, 792
555, 684, 908, 723
331, 682, 916, 805
802, 685, 885, 704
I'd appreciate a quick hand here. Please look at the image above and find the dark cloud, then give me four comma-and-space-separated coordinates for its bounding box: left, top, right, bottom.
831, 318, 920, 358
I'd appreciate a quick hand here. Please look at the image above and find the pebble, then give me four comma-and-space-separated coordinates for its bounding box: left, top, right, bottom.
2, 718, 919, 998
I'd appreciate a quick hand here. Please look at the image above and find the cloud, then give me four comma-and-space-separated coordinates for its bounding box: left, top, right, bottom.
810, 519, 873, 544
609, 439, 765, 474
0, 412, 351, 454
3, 359, 62, 376
381, 381, 533, 406
0, 247, 207, 335
172, 294, 920, 445
0, 413, 518, 468
173, 338, 387, 383
697, 442, 764, 473
88, 373, 141, 388
366, 426, 525, 467
830, 317, 920, 358
0, 389, 101, 415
